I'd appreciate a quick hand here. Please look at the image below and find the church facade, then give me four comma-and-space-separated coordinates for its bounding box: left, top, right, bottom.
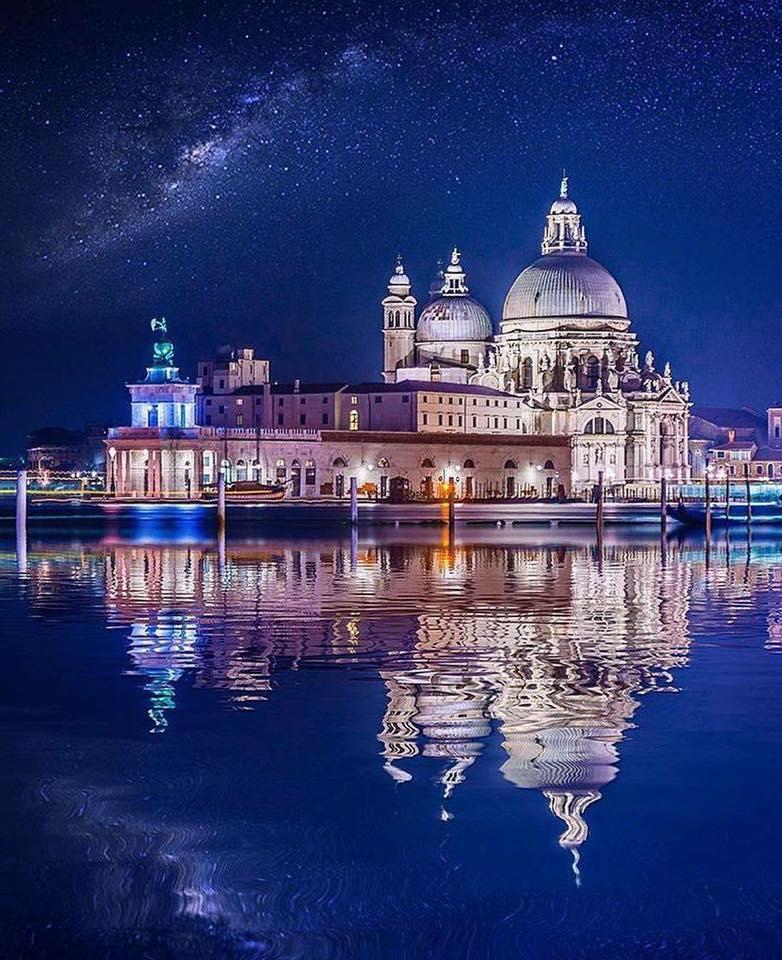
382, 176, 691, 490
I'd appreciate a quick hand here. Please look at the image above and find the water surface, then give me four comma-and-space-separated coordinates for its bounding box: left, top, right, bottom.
2, 525, 782, 958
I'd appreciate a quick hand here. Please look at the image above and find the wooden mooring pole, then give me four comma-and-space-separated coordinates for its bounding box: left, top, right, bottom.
596, 470, 605, 538
725, 470, 731, 523
447, 478, 456, 539
16, 469, 27, 542
704, 465, 712, 541
660, 475, 668, 534
744, 462, 752, 526
350, 476, 358, 526
16, 469, 27, 570
217, 469, 226, 536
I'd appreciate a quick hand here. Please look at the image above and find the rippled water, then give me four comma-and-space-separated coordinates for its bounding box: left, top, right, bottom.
3, 522, 782, 958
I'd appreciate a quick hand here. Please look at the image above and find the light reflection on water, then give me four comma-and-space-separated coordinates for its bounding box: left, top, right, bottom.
2, 529, 782, 958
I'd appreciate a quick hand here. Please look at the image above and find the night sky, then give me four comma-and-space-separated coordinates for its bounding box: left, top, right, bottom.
1, 0, 780, 452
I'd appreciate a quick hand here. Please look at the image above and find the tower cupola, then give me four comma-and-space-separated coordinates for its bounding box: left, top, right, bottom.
541, 173, 588, 256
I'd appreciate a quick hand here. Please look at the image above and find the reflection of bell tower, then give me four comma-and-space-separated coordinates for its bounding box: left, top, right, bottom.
382, 257, 417, 382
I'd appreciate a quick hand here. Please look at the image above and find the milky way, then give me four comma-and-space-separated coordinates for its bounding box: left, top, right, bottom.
6, 0, 777, 262
1, 0, 781, 449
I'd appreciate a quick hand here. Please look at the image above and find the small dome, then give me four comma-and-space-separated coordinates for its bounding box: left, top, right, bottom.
388, 257, 410, 290
550, 196, 578, 215
417, 296, 493, 343
503, 253, 627, 321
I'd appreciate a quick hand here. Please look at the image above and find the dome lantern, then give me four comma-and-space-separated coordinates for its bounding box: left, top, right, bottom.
542, 173, 588, 255
442, 247, 469, 296
387, 254, 411, 296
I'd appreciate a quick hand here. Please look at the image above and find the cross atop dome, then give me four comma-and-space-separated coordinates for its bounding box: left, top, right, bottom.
543, 173, 587, 255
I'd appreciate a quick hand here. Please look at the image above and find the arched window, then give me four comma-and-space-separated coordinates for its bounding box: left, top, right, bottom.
236, 458, 248, 481
521, 357, 533, 390
333, 456, 348, 468
544, 459, 555, 470
463, 458, 475, 469
421, 458, 435, 468
275, 458, 286, 481
504, 459, 518, 470
770, 464, 776, 478
305, 459, 316, 485
584, 417, 615, 435
349, 409, 359, 431
757, 465, 765, 476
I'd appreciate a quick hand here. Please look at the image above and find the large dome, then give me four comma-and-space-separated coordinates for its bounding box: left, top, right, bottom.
503, 253, 627, 322
416, 296, 493, 343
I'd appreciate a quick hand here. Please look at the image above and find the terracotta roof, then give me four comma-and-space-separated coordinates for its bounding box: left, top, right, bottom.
321, 430, 570, 448
345, 380, 518, 398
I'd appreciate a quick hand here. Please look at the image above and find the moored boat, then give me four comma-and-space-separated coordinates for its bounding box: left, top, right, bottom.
667, 500, 782, 526
203, 479, 289, 502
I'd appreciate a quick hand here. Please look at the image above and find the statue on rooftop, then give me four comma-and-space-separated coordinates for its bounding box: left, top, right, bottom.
151, 317, 174, 366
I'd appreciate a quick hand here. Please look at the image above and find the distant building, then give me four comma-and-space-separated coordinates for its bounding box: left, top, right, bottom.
27, 425, 107, 474
688, 405, 782, 482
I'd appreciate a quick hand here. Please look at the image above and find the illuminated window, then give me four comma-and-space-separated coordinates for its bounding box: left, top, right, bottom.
349, 409, 359, 431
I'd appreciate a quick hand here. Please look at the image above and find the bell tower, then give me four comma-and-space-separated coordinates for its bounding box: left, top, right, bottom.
382, 256, 417, 382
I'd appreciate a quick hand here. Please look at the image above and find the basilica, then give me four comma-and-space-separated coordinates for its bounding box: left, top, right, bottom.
382, 176, 691, 488
106, 177, 690, 499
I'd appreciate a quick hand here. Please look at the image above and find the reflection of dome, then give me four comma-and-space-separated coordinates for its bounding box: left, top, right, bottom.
503, 253, 628, 321
416, 297, 493, 343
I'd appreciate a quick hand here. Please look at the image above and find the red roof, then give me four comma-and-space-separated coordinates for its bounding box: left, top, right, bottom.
321, 430, 570, 448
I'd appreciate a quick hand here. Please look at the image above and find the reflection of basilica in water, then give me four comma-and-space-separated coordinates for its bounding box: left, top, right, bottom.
95, 535, 702, 875
6, 532, 782, 954
10, 533, 782, 881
